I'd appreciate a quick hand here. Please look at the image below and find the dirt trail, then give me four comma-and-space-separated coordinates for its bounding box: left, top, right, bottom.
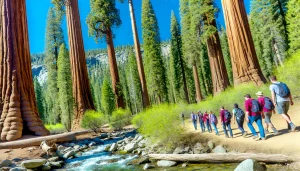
186, 102, 300, 155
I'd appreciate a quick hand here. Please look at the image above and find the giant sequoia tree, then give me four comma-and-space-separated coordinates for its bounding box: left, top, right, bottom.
142, 0, 168, 104
286, 0, 300, 54
222, 0, 266, 86
87, 0, 125, 109
54, 0, 95, 130
0, 0, 49, 141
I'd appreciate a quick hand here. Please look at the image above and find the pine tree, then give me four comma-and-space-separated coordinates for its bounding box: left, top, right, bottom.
87, 0, 125, 109
57, 44, 73, 131
286, 0, 300, 54
219, 28, 233, 85
170, 11, 189, 103
33, 77, 45, 122
142, 0, 168, 104
44, 7, 64, 124
101, 78, 116, 117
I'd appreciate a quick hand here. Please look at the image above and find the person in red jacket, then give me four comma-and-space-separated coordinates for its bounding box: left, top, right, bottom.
203, 111, 212, 133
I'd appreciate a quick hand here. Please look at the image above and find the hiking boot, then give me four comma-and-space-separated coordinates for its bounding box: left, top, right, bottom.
291, 125, 297, 132
253, 135, 259, 139
242, 131, 247, 137
264, 129, 270, 134
273, 131, 279, 135
258, 137, 266, 140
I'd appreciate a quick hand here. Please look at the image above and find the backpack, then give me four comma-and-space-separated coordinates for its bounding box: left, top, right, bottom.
264, 97, 274, 110
224, 110, 232, 123
251, 99, 262, 113
274, 82, 290, 98
235, 108, 245, 120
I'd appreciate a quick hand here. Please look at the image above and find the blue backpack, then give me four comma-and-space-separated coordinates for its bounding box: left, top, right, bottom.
251, 99, 262, 113
274, 82, 290, 98
264, 97, 274, 110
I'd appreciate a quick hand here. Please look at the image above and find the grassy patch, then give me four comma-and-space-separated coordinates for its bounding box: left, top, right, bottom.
45, 123, 67, 134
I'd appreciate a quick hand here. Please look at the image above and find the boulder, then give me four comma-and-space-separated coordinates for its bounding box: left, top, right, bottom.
157, 160, 177, 167
48, 157, 59, 162
124, 143, 138, 153
212, 145, 227, 153
63, 150, 76, 159
173, 146, 184, 154
109, 143, 118, 152
234, 159, 265, 171
207, 140, 215, 149
9, 167, 26, 171
0, 160, 12, 167
143, 163, 154, 170
21, 159, 47, 169
41, 164, 51, 171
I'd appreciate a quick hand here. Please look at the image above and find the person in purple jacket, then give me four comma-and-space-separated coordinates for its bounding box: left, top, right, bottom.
197, 111, 205, 132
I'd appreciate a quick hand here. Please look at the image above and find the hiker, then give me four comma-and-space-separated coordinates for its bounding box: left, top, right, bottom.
244, 94, 266, 140
256, 91, 279, 135
203, 111, 212, 133
232, 103, 247, 137
220, 106, 233, 138
191, 112, 198, 130
180, 112, 185, 126
197, 111, 205, 132
269, 76, 297, 132
209, 111, 219, 135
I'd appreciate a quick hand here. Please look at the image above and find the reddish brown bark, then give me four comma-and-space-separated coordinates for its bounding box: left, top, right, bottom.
106, 27, 125, 109
128, 0, 150, 108
65, 0, 95, 130
192, 63, 202, 103
206, 20, 230, 95
0, 0, 49, 141
222, 0, 266, 86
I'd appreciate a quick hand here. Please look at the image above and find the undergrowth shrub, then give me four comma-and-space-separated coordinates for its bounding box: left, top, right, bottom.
110, 109, 132, 130
45, 123, 66, 134
81, 110, 107, 132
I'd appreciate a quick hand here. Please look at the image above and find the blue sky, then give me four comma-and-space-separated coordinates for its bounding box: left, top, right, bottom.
26, 0, 250, 53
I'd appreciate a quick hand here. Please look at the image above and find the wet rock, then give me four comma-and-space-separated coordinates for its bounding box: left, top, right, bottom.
212, 145, 227, 153
9, 167, 26, 171
0, 160, 12, 167
49, 161, 62, 168
207, 141, 215, 149
173, 146, 184, 154
234, 159, 265, 171
63, 150, 76, 159
143, 163, 154, 170
74, 152, 82, 158
109, 143, 118, 152
48, 157, 59, 162
64, 147, 73, 152
104, 145, 111, 152
89, 142, 96, 147
118, 150, 128, 155
124, 143, 138, 153
157, 160, 177, 167
41, 164, 51, 171
74, 145, 81, 150
21, 159, 47, 169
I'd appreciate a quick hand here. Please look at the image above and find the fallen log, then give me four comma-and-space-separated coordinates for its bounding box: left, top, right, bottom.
0, 131, 89, 149
149, 153, 300, 164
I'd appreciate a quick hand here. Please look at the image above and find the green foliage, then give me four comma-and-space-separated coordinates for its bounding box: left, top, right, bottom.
110, 109, 132, 130
33, 77, 45, 122
276, 51, 300, 95
286, 0, 300, 54
101, 78, 115, 117
142, 0, 168, 103
219, 28, 233, 85
132, 104, 184, 146
45, 123, 66, 134
81, 110, 107, 132
57, 44, 73, 131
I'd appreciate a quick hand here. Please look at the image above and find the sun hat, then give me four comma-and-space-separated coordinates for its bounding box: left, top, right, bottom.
255, 91, 264, 96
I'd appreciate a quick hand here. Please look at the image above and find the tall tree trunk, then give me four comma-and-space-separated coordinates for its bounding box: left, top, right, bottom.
192, 63, 202, 103
0, 0, 49, 141
65, 0, 95, 130
222, 0, 266, 86
206, 20, 230, 95
277, 0, 288, 45
128, 0, 150, 108
106, 27, 125, 109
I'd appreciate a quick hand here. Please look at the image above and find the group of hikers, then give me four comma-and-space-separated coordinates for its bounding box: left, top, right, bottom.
182, 76, 297, 140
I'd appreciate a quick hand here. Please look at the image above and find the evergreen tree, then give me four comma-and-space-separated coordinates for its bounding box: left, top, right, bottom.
33, 77, 45, 122
57, 44, 73, 131
87, 0, 125, 108
44, 7, 64, 124
142, 0, 168, 104
219, 28, 233, 85
286, 0, 300, 54
170, 11, 189, 103
101, 77, 116, 117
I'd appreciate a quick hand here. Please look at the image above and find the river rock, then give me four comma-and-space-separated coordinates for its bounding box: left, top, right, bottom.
89, 142, 96, 147
212, 145, 226, 153
100, 133, 108, 139
157, 160, 177, 167
64, 147, 73, 153
138, 157, 150, 165
105, 145, 111, 152
207, 140, 215, 149
74, 145, 81, 150
81, 145, 88, 150
49, 161, 62, 168
234, 159, 265, 171
21, 159, 47, 169
109, 143, 118, 151
63, 150, 76, 159
173, 146, 184, 154
124, 143, 138, 152
9, 167, 26, 171
143, 163, 154, 170
136, 135, 144, 143
41, 164, 51, 171
0, 160, 12, 167
48, 157, 59, 162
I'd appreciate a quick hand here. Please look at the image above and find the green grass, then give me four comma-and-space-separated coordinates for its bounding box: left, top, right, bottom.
45, 123, 67, 134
